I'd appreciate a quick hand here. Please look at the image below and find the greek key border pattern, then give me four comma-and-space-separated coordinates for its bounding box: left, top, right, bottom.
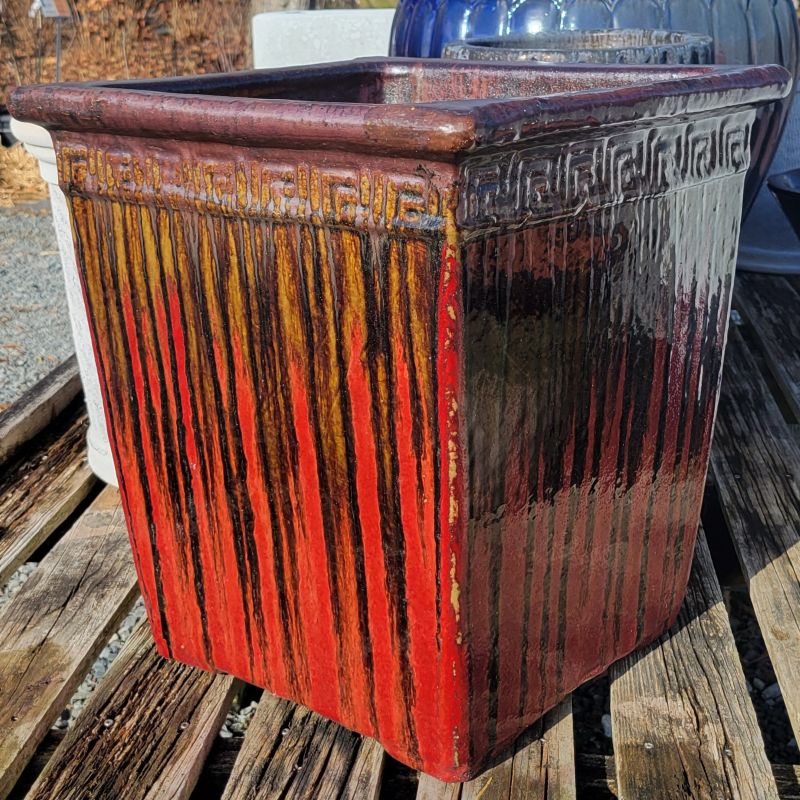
56, 143, 445, 234
458, 113, 752, 229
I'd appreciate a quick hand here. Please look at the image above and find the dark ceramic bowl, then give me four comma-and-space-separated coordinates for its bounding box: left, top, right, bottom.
9, 58, 791, 782
769, 169, 800, 242
444, 29, 713, 64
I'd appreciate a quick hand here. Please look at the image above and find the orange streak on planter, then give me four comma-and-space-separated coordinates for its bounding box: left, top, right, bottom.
10, 59, 791, 780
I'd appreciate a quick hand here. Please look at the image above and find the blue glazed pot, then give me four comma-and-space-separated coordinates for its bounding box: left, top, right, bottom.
389, 0, 800, 215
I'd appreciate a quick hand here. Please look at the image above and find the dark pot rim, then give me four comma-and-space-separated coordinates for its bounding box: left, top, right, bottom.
448, 28, 712, 52
9, 57, 789, 160
443, 29, 714, 63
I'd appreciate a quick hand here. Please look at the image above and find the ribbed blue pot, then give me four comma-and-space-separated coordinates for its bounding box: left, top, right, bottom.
390, 0, 800, 216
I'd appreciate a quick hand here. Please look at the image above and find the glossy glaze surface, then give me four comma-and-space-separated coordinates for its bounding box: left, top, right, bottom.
10, 59, 790, 781
391, 0, 800, 216
444, 29, 712, 63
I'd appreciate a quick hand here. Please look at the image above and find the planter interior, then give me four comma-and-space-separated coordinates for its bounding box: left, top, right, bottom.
10, 58, 791, 781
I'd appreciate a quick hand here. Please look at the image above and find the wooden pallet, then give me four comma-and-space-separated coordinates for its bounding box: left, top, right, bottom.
1, 272, 800, 799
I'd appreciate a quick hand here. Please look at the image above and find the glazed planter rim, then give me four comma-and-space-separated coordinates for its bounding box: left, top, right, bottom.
10, 58, 791, 159
444, 28, 714, 60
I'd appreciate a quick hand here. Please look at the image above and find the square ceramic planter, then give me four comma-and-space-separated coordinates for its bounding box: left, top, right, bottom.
10, 59, 790, 780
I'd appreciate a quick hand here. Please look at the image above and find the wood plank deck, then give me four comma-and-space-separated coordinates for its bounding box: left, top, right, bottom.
27, 622, 238, 800
0, 487, 138, 800
0, 402, 96, 588
221, 694, 385, 800
710, 323, 800, 745
1, 268, 799, 800
735, 274, 800, 418
0, 356, 81, 466
610, 530, 777, 800
415, 699, 574, 800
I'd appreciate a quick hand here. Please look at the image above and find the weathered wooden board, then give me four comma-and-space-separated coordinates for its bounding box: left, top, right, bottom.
610, 528, 776, 800
415, 777, 461, 800
222, 692, 386, 800
27, 621, 238, 800
0, 356, 81, 466
576, 755, 800, 800
710, 325, 800, 743
0, 403, 95, 587
12, 731, 251, 800
415, 698, 575, 800
340, 737, 386, 800
734, 275, 800, 418
0, 487, 138, 800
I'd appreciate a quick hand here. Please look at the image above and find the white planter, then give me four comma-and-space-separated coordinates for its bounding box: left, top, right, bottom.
252, 9, 395, 68
10, 118, 118, 486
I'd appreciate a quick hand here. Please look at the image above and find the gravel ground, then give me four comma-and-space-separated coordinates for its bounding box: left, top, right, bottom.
0, 202, 74, 407
0, 562, 36, 610
222, 697, 260, 738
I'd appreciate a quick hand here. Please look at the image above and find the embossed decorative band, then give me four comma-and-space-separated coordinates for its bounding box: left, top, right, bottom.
458, 113, 752, 229
57, 142, 446, 234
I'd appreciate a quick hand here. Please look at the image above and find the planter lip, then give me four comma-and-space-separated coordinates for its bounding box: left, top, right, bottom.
8, 116, 53, 147
9, 58, 791, 159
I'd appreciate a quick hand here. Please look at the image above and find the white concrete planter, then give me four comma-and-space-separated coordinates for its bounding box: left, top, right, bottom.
252, 9, 395, 68
10, 118, 118, 486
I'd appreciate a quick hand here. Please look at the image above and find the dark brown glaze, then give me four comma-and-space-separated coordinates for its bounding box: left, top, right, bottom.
457, 125, 746, 758
9, 59, 791, 781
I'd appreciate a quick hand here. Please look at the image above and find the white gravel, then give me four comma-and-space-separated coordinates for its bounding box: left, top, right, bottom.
0, 203, 74, 407
0, 562, 36, 609
222, 698, 259, 738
